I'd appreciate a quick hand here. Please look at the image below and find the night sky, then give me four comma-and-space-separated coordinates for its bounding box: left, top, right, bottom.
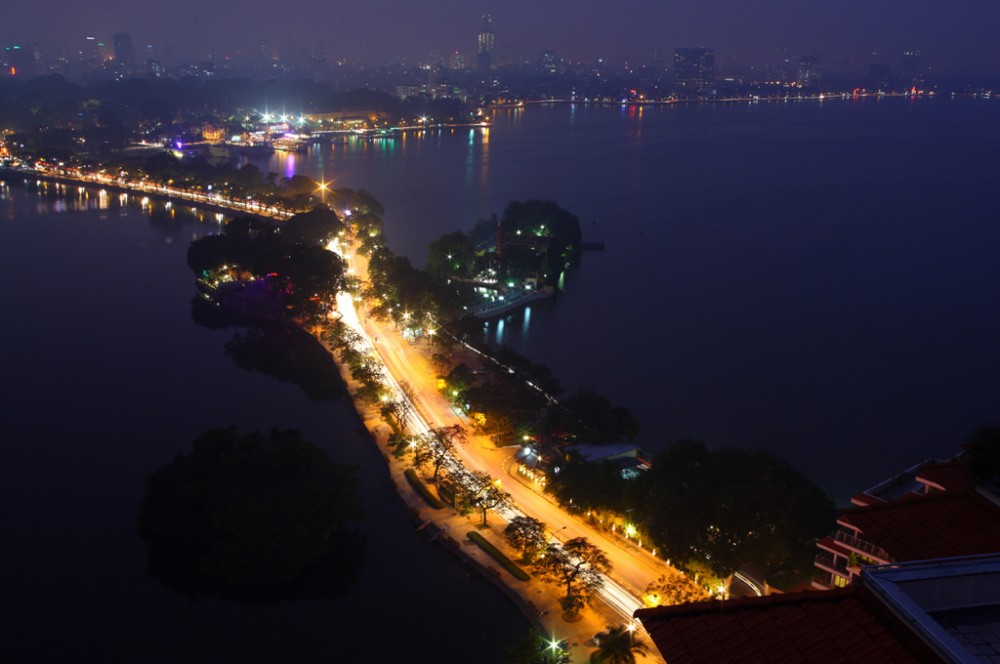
6, 0, 1000, 73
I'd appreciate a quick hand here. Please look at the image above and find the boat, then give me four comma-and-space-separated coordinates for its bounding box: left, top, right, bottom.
272, 137, 309, 153
227, 142, 274, 157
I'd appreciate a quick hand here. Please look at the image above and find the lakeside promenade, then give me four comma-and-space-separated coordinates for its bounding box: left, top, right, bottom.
327, 239, 667, 663
322, 331, 660, 663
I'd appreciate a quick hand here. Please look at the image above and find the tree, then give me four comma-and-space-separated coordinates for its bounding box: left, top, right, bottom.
638, 440, 835, 577
532, 537, 611, 618
499, 200, 583, 284
546, 389, 640, 443
502, 629, 570, 664
965, 426, 1000, 484
413, 425, 467, 482
504, 515, 548, 562
642, 571, 709, 607
444, 363, 475, 402
135, 427, 362, 596
545, 458, 629, 514
270, 244, 346, 323
281, 205, 345, 246
590, 624, 648, 664
430, 352, 453, 374
426, 230, 476, 281
323, 319, 363, 354
380, 398, 412, 431
456, 470, 512, 526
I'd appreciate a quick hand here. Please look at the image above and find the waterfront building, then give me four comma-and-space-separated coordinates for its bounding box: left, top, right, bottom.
813, 456, 1000, 590
477, 13, 494, 77
673, 47, 715, 95
636, 554, 1000, 663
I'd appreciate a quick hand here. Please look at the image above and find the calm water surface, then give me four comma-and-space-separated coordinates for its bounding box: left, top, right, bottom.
0, 187, 529, 661
267, 98, 1000, 503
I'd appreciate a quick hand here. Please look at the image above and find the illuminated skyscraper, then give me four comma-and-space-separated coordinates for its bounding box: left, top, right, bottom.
673, 47, 715, 94
901, 50, 924, 87
797, 53, 821, 88
477, 14, 494, 76
113, 33, 135, 68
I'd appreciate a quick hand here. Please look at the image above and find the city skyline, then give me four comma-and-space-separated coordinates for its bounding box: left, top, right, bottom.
4, 0, 1000, 75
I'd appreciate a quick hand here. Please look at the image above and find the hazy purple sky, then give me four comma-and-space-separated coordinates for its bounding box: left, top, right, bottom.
6, 0, 1000, 73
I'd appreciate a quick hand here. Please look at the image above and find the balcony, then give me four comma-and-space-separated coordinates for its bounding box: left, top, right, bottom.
834, 530, 892, 563
815, 552, 849, 578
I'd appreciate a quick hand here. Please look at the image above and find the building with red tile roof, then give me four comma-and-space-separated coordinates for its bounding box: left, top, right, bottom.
635, 554, 1000, 664
814, 457, 1000, 590
634, 586, 940, 663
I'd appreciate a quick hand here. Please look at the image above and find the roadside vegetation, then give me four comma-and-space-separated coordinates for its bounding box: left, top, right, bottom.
466, 531, 531, 581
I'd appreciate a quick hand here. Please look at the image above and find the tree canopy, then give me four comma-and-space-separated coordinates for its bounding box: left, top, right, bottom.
636, 440, 835, 577
187, 209, 346, 324
136, 427, 363, 598
504, 515, 548, 562
532, 537, 611, 618
965, 426, 1000, 484
545, 389, 640, 443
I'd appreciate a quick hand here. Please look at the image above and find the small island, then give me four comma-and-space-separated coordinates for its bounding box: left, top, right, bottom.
136, 427, 363, 602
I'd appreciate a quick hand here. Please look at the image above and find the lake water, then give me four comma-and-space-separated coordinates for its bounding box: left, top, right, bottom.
5, 98, 998, 658
0, 185, 530, 662
260, 98, 1000, 503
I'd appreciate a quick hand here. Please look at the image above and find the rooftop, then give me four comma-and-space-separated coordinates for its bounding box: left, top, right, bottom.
636, 554, 1000, 664
839, 488, 1000, 562
633, 586, 940, 663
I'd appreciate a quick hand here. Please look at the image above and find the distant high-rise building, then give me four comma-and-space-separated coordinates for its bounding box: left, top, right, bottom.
648, 47, 665, 69
797, 53, 821, 88
476, 14, 494, 76
868, 63, 891, 91
673, 47, 715, 93
113, 33, 135, 68
258, 37, 272, 68
2, 43, 38, 77
449, 51, 465, 71
540, 50, 558, 74
901, 50, 924, 87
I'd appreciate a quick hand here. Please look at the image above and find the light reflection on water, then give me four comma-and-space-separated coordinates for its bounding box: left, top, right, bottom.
3, 179, 226, 235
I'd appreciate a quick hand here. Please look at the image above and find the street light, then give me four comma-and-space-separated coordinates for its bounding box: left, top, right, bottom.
546, 635, 566, 663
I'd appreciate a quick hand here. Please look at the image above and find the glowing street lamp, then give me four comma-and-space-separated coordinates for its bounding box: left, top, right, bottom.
317, 180, 329, 203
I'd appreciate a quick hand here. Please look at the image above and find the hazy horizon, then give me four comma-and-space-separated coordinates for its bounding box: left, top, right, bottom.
5, 0, 1000, 75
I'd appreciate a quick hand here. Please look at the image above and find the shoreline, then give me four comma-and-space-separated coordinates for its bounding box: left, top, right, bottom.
201, 281, 626, 662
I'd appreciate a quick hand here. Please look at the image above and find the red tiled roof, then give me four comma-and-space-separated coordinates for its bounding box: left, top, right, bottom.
916, 460, 972, 493
633, 587, 944, 663
840, 488, 1000, 561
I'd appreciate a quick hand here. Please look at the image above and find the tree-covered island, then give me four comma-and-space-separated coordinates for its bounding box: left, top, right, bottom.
136, 427, 363, 601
